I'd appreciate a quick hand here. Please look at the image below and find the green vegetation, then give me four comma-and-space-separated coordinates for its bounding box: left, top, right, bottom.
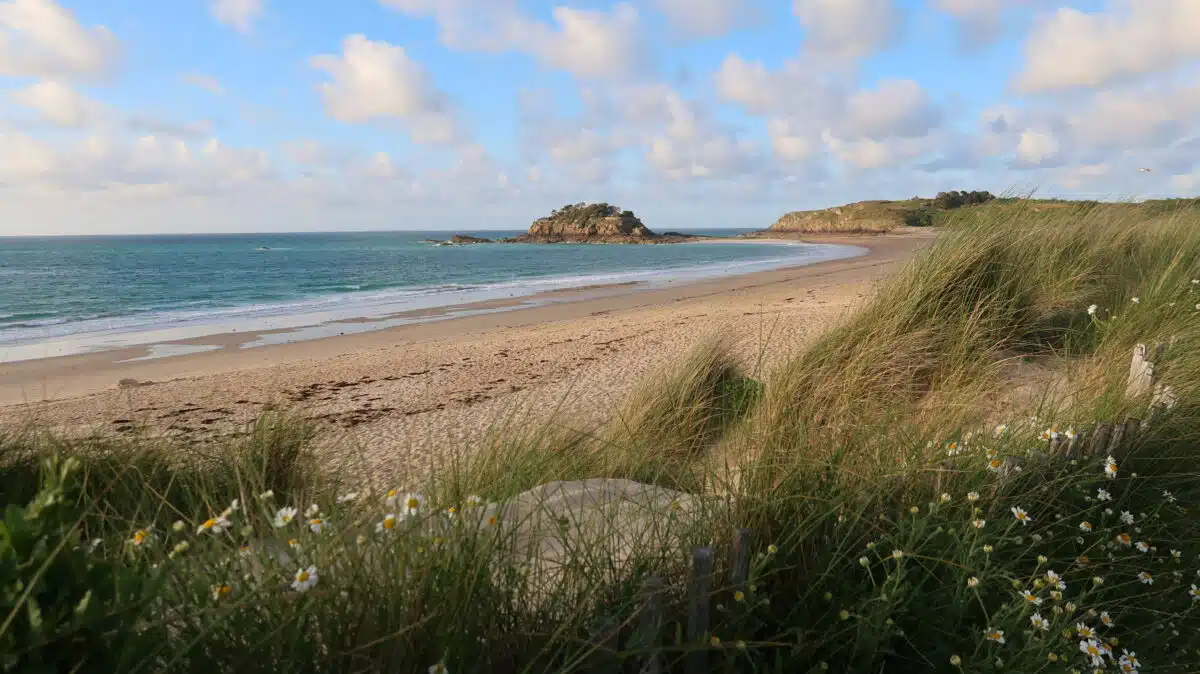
6, 202, 1200, 671
546, 202, 640, 224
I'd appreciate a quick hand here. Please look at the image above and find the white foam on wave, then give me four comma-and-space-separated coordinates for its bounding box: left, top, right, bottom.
0, 241, 866, 363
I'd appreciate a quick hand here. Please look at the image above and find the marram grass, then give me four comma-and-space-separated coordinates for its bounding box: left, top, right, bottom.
5, 201, 1200, 672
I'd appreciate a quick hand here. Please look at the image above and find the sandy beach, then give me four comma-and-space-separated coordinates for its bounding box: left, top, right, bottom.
0, 231, 935, 484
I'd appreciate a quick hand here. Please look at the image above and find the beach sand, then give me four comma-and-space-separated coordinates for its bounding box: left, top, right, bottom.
0, 231, 936, 485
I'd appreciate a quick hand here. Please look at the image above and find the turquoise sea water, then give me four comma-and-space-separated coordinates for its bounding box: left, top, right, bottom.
0, 230, 864, 361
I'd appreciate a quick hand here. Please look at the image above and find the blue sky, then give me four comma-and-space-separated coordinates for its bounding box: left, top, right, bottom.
0, 0, 1197, 235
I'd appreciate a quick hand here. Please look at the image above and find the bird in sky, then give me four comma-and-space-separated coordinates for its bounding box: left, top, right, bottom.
1139, 167, 1153, 172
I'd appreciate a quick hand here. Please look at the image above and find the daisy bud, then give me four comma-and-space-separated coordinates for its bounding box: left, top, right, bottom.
171, 520, 185, 533
950, 655, 962, 666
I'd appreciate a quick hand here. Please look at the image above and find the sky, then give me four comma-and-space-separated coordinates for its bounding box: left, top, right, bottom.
0, 0, 1197, 235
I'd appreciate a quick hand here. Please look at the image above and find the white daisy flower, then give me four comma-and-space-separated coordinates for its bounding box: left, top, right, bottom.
972, 519, 986, 529
1100, 611, 1114, 627
1020, 590, 1041, 605
1104, 456, 1118, 479
1171, 549, 1182, 560
1087, 304, 1098, 316
1096, 488, 1112, 502
384, 488, 400, 506
1131, 297, 1140, 304
986, 458, 1004, 473
1030, 613, 1049, 631
258, 489, 274, 501
892, 549, 905, 560
1138, 571, 1153, 585
428, 664, 449, 674
1119, 650, 1140, 670
466, 495, 484, 507
273, 506, 298, 528
1079, 520, 1093, 532
1189, 584, 1200, 601
967, 576, 980, 588
305, 503, 321, 517
1116, 533, 1132, 547
967, 491, 980, 502
309, 517, 326, 534
1011, 506, 1031, 525
1135, 541, 1149, 553
376, 513, 399, 534
401, 492, 423, 516
291, 565, 318, 593
211, 583, 233, 601
130, 529, 152, 546
984, 628, 1005, 644
994, 423, 1008, 436
1120, 510, 1134, 525
1080, 640, 1105, 667
197, 515, 232, 535
1046, 570, 1066, 590
1064, 428, 1077, 441
1162, 490, 1176, 503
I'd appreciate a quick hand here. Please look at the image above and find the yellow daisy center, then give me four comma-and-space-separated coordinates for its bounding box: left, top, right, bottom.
296, 570, 310, 582
133, 530, 147, 544
202, 518, 216, 530
383, 517, 396, 529
406, 497, 420, 510
311, 518, 322, 526
488, 515, 499, 526
989, 459, 1002, 469
988, 631, 1001, 640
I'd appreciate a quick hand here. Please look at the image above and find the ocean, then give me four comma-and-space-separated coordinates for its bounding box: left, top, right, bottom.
0, 230, 865, 362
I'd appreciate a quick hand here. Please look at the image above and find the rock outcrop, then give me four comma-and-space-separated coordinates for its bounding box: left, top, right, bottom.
506, 203, 691, 243
449, 234, 492, 244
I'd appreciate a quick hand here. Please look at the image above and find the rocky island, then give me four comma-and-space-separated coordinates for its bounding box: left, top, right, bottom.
503, 203, 697, 244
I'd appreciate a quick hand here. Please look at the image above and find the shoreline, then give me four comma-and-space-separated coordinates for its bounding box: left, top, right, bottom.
0, 237, 862, 366
0, 232, 933, 409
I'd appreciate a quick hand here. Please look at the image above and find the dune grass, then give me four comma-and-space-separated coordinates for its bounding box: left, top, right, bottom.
5, 201, 1200, 672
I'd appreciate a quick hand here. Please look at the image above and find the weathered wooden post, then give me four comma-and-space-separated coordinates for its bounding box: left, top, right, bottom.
730, 529, 753, 591
1090, 423, 1113, 459
686, 547, 714, 674
587, 617, 620, 674
636, 577, 665, 674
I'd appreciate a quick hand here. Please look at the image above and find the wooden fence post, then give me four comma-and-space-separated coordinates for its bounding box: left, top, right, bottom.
1127, 343, 1155, 399
686, 547, 714, 674
730, 529, 752, 591
635, 577, 665, 674
587, 617, 620, 674
1090, 423, 1113, 459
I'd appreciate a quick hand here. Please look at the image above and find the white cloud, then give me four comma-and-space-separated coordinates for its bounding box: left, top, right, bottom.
1016, 0, 1200, 93
0, 0, 120, 79
842, 79, 940, 139
792, 0, 901, 65
767, 118, 815, 162
655, 0, 755, 38
181, 72, 225, 96
381, 0, 648, 80
1014, 129, 1060, 166
8, 80, 104, 127
310, 35, 460, 144
211, 0, 265, 34
822, 130, 939, 170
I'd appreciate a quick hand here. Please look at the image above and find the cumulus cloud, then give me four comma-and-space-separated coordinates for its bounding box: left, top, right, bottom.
181, 72, 225, 96
0, 0, 120, 79
842, 79, 940, 139
1016, 0, 1200, 93
1014, 129, 1060, 167
655, 0, 757, 38
792, 0, 901, 66
310, 35, 461, 144
381, 0, 648, 79
211, 0, 265, 34
9, 79, 104, 127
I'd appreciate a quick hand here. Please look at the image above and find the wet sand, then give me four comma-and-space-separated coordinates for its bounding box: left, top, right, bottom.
0, 231, 936, 484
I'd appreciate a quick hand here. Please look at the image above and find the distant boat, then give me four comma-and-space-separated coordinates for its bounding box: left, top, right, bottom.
1139, 167, 1153, 172
256, 246, 271, 251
